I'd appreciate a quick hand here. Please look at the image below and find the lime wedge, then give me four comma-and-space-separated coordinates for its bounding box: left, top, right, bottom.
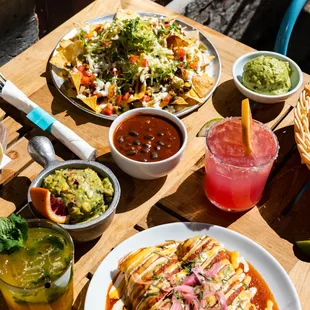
197, 118, 223, 137
296, 240, 310, 256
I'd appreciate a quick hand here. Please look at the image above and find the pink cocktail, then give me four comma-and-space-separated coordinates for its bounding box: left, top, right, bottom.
204, 117, 279, 212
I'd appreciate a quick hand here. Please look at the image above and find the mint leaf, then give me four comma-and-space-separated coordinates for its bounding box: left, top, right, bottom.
0, 214, 28, 254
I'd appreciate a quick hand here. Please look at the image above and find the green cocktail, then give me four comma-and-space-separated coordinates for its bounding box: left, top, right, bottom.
0, 219, 74, 310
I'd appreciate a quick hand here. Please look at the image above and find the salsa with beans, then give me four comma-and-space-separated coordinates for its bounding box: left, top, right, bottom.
113, 115, 182, 162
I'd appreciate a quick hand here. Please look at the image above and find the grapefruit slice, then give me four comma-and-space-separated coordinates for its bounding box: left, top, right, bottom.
241, 98, 253, 156
30, 188, 69, 224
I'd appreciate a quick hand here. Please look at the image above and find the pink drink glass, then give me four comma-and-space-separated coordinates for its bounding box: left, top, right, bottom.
204, 117, 279, 212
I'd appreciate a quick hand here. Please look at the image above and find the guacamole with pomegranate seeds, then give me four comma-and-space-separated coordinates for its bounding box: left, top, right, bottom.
42, 168, 114, 224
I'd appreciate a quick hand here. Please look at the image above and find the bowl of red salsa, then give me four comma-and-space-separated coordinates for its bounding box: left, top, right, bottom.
109, 108, 187, 180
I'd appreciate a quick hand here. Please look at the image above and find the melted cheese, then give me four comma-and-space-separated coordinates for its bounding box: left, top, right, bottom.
265, 300, 274, 310
231, 251, 240, 269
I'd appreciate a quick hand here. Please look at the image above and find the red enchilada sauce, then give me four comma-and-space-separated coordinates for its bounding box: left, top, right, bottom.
113, 115, 182, 162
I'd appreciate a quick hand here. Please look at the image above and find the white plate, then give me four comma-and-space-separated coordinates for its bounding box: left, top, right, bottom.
50, 13, 221, 121
84, 222, 301, 310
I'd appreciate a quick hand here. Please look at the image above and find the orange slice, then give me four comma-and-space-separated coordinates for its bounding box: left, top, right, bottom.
30, 187, 69, 224
241, 98, 253, 156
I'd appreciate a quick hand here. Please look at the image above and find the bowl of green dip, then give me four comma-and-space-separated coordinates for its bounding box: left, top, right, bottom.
233, 51, 303, 104
27, 136, 121, 242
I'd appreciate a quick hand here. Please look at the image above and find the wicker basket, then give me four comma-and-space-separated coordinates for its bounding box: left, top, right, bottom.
294, 85, 310, 170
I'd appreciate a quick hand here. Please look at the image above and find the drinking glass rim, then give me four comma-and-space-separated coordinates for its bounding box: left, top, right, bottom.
0, 218, 74, 291
205, 117, 280, 171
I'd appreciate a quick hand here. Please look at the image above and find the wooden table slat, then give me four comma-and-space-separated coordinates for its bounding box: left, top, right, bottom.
0, 0, 309, 309
2, 116, 23, 147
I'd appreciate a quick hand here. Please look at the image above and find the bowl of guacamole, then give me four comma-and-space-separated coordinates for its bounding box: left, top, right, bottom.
27, 136, 121, 242
242, 56, 291, 95
42, 168, 114, 224
232, 51, 303, 104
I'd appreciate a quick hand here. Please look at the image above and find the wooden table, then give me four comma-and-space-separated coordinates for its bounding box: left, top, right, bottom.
0, 0, 309, 309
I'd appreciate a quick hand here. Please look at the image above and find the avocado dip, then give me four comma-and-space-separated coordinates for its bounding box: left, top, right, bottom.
42, 168, 114, 224
242, 56, 291, 95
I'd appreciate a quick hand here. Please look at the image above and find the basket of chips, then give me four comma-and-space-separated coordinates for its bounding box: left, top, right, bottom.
294, 84, 310, 169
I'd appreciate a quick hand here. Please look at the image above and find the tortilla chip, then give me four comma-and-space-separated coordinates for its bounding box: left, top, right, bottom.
123, 83, 146, 104
70, 72, 82, 93
59, 39, 74, 49
80, 96, 100, 112
201, 55, 215, 70
115, 9, 139, 20
192, 74, 215, 98
185, 30, 199, 41
50, 40, 83, 69
166, 35, 189, 49
50, 52, 68, 69
184, 89, 205, 104
171, 97, 188, 105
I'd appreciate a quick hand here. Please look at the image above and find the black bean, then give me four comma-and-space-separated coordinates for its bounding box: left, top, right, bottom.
127, 150, 137, 156
151, 152, 158, 159
133, 140, 140, 146
157, 141, 165, 146
155, 145, 161, 151
157, 132, 164, 136
129, 131, 139, 137
117, 136, 124, 143
145, 134, 154, 140
44, 282, 51, 289
141, 147, 150, 153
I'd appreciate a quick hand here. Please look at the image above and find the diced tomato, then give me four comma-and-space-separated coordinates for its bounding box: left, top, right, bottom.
164, 23, 169, 29
77, 65, 86, 73
163, 94, 172, 103
189, 62, 198, 69
141, 95, 151, 102
129, 55, 139, 64
80, 73, 95, 85
122, 92, 130, 101
141, 59, 148, 67
102, 103, 113, 115
103, 41, 110, 47
178, 48, 185, 60
115, 95, 122, 105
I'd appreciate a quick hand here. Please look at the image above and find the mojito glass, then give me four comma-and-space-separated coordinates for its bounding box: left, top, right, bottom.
0, 219, 74, 310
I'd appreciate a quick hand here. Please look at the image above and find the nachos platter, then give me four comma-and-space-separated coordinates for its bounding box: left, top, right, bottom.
50, 10, 221, 120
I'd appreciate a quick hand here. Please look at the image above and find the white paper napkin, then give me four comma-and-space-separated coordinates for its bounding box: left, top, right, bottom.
1, 80, 97, 160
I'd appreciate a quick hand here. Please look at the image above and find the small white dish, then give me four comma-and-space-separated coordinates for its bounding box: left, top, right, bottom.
85, 222, 301, 310
232, 51, 303, 104
108, 108, 187, 180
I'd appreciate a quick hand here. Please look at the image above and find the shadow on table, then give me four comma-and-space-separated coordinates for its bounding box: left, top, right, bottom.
257, 123, 310, 261
74, 236, 101, 263
211, 79, 285, 123
0, 176, 31, 213
155, 166, 247, 228
96, 155, 167, 214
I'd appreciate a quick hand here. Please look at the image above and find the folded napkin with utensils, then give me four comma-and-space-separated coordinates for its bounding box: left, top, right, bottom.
0, 73, 97, 161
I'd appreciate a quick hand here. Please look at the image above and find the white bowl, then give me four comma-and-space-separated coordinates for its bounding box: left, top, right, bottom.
108, 108, 188, 180
232, 51, 303, 104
